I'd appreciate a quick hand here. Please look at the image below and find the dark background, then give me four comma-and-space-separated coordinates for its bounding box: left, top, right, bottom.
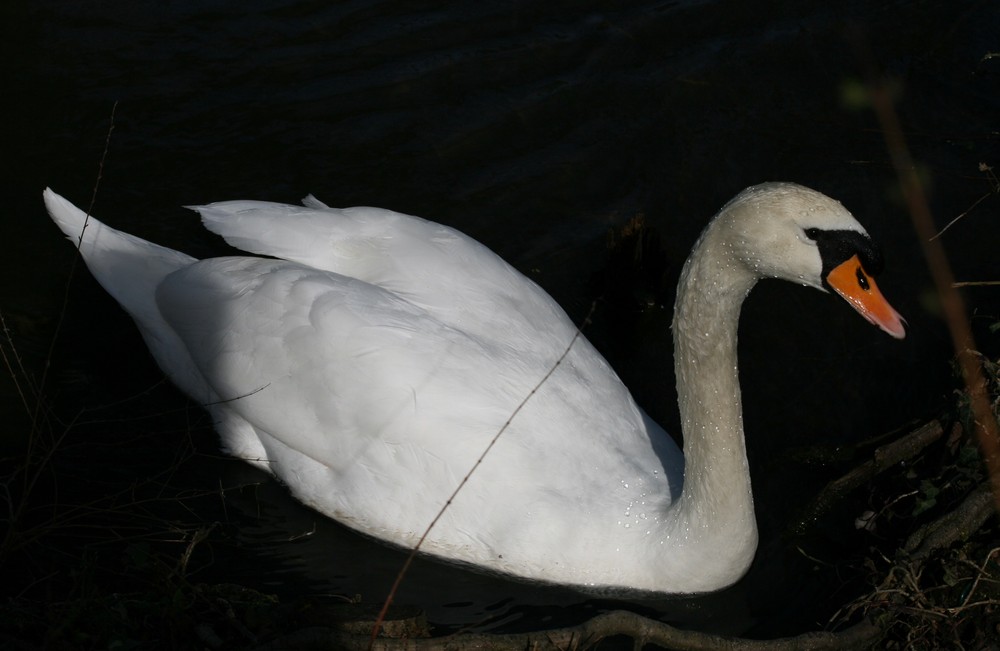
1, 0, 998, 639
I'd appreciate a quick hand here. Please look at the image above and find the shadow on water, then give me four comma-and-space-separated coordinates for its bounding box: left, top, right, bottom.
2, 0, 999, 644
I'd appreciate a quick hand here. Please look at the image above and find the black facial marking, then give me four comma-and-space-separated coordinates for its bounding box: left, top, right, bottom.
806, 228, 884, 286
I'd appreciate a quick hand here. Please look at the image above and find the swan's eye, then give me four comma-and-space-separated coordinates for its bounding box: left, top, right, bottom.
855, 266, 870, 291
804, 228, 821, 241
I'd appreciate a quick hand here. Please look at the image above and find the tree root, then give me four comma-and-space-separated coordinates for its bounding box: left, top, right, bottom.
251, 610, 883, 651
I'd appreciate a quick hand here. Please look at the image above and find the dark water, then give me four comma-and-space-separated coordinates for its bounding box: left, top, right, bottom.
2, 0, 999, 639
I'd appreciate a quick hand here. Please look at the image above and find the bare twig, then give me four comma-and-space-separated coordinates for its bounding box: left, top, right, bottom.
952, 281, 1000, 288
36, 101, 118, 418
2, 102, 120, 565
833, 478, 998, 638
371, 302, 600, 644
929, 190, 993, 241
175, 524, 217, 578
952, 546, 1000, 612
866, 81, 1000, 511
0, 311, 34, 415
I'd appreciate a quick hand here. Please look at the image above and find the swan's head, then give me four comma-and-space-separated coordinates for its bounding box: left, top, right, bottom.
716, 182, 906, 339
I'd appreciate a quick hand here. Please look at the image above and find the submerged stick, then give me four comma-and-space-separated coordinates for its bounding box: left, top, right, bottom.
792, 420, 944, 534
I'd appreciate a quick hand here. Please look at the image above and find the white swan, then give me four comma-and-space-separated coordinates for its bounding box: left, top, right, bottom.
44, 183, 905, 594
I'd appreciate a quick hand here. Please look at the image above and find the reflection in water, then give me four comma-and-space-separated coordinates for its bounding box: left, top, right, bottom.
215, 460, 756, 634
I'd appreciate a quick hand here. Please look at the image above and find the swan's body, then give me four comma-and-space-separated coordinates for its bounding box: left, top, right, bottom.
44, 183, 904, 594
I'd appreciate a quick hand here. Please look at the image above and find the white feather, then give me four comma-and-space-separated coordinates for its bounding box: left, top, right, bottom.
43, 182, 895, 594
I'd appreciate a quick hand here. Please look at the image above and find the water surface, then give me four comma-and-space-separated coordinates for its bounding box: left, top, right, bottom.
2, 0, 998, 638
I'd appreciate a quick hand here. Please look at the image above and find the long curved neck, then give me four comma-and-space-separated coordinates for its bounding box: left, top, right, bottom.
669, 223, 759, 573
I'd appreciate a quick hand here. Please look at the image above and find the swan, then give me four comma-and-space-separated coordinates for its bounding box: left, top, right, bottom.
43, 183, 905, 594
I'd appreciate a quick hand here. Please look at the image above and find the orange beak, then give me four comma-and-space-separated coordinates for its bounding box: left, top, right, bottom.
826, 254, 907, 339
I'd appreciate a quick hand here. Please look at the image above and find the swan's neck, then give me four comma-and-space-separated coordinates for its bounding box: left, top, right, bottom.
670, 223, 758, 567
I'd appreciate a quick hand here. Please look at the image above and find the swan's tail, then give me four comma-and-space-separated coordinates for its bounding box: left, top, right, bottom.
43, 189, 209, 402
44, 189, 197, 327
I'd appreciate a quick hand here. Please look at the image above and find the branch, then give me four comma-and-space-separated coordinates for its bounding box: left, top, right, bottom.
251, 610, 883, 651
792, 420, 944, 534
903, 480, 997, 561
